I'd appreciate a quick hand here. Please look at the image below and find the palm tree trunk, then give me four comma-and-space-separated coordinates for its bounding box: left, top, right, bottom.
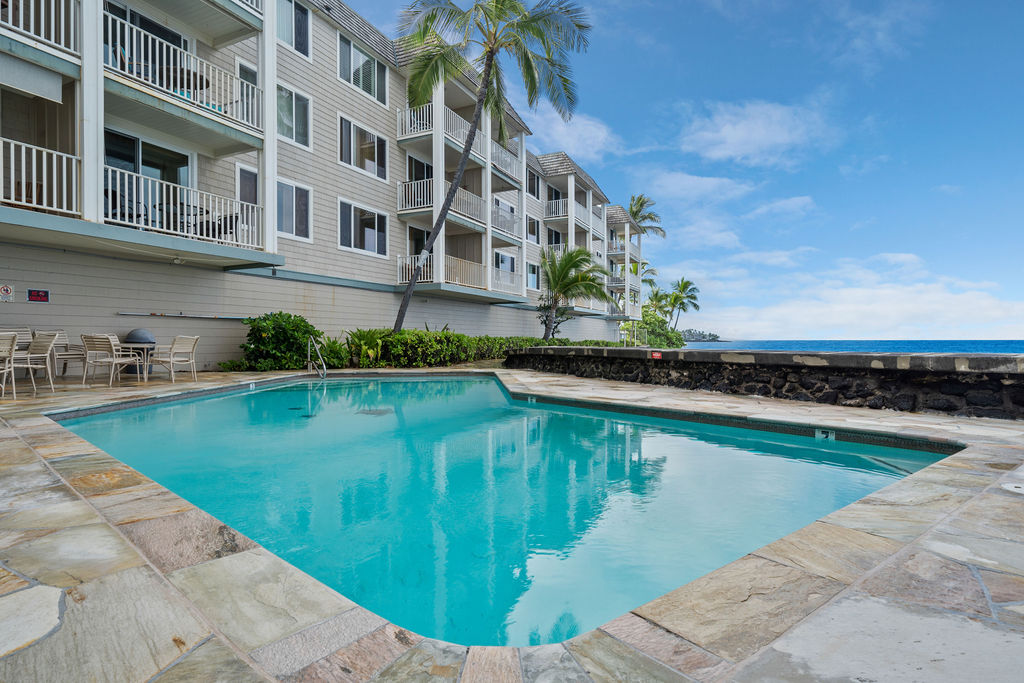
393, 51, 496, 333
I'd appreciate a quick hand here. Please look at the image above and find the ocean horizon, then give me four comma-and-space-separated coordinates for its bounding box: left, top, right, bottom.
679, 340, 1024, 354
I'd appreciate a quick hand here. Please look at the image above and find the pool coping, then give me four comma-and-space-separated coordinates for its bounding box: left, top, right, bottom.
0, 369, 1022, 681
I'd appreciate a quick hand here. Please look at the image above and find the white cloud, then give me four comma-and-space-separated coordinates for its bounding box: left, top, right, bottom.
679, 96, 838, 168
521, 104, 624, 165
829, 0, 932, 76
729, 247, 818, 267
839, 154, 891, 176
934, 184, 962, 195
743, 196, 816, 220
633, 168, 756, 205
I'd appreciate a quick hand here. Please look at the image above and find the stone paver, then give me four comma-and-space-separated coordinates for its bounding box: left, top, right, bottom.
0, 584, 63, 657
518, 643, 590, 683
88, 482, 194, 525
119, 507, 257, 573
285, 623, 421, 682
158, 637, 266, 682
858, 548, 991, 616
0, 522, 144, 587
373, 639, 468, 681
461, 645, 523, 683
249, 607, 386, 677
168, 548, 356, 652
635, 554, 846, 662
600, 613, 730, 682
566, 630, 687, 682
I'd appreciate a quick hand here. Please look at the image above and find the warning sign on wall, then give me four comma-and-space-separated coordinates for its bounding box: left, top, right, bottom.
0, 285, 12, 303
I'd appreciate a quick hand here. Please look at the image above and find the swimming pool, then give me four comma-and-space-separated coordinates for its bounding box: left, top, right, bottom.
62, 377, 941, 647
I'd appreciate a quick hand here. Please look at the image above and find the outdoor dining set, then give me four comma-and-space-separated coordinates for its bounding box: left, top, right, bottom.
0, 328, 200, 400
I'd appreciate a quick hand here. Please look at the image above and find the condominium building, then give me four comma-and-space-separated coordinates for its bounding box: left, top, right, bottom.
0, 0, 645, 366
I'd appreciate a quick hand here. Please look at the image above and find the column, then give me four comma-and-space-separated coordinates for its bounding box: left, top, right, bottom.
482, 114, 492, 290
431, 83, 446, 283
566, 174, 576, 250
79, 0, 103, 222
259, 10, 278, 253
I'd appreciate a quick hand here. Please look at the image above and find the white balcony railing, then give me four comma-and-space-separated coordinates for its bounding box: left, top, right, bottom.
397, 253, 433, 284
103, 12, 263, 131
545, 198, 567, 219
445, 255, 485, 289
447, 181, 485, 223
232, 0, 263, 13
546, 243, 566, 256
629, 241, 641, 260
491, 269, 521, 294
398, 103, 433, 138
572, 297, 606, 312
398, 178, 432, 211
1, 0, 78, 54
443, 106, 486, 158
491, 140, 518, 177
574, 201, 590, 226
608, 240, 626, 254
1, 138, 79, 216
592, 205, 604, 222
608, 273, 640, 289
103, 166, 263, 250
492, 204, 522, 239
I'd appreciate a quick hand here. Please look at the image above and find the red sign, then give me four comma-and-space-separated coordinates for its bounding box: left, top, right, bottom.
27, 289, 50, 303
651, 351, 662, 359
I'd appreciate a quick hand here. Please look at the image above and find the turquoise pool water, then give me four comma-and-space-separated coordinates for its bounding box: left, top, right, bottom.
63, 377, 939, 647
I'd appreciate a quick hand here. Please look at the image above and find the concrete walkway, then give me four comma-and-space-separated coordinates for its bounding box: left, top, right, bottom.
0, 370, 1021, 681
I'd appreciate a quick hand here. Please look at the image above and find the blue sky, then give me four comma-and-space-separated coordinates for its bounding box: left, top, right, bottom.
345, 0, 1024, 339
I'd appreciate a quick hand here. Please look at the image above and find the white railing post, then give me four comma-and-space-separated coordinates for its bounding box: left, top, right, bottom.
1, 138, 81, 216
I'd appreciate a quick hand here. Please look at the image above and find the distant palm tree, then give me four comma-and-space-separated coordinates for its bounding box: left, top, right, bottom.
539, 247, 611, 339
628, 194, 666, 238
646, 285, 673, 321
630, 260, 658, 289
393, 0, 592, 332
668, 278, 701, 328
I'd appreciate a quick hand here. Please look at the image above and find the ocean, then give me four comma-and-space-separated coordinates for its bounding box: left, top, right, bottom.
679, 340, 1024, 354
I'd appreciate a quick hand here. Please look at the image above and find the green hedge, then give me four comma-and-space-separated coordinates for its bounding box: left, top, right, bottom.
221, 313, 619, 371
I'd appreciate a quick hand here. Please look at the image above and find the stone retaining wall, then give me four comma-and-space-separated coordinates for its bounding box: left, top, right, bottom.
504, 347, 1024, 420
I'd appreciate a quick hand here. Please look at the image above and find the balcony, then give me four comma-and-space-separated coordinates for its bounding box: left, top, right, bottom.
492, 204, 523, 240
397, 179, 486, 226
103, 12, 263, 140
608, 273, 641, 290
545, 198, 567, 219
608, 239, 641, 261
592, 205, 604, 223
1, 0, 79, 54
575, 201, 589, 226
608, 301, 642, 319
103, 166, 263, 250
491, 139, 518, 178
1, 138, 79, 216
491, 269, 521, 295
397, 104, 488, 160
571, 296, 606, 314
397, 254, 486, 290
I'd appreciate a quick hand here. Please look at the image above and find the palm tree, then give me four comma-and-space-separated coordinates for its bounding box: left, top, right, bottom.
630, 260, 658, 289
668, 278, 700, 328
393, 0, 592, 332
628, 194, 665, 238
538, 247, 611, 339
646, 285, 672, 321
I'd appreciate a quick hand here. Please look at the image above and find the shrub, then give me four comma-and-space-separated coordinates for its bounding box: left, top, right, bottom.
345, 328, 391, 368
319, 336, 349, 369
220, 312, 321, 371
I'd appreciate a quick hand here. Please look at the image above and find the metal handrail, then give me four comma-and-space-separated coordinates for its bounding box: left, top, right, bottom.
307, 336, 326, 378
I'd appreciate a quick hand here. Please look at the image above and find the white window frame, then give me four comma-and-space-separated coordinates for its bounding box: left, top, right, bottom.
526, 215, 540, 244
527, 262, 541, 291
277, 0, 313, 61
103, 124, 197, 188
527, 169, 541, 199
276, 177, 313, 243
337, 113, 389, 182
337, 32, 388, 108
338, 195, 389, 259
277, 81, 312, 150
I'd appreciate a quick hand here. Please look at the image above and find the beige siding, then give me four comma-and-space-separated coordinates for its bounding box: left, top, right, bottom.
0, 246, 618, 370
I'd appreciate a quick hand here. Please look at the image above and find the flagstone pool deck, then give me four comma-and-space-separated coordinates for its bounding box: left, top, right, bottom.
0, 369, 1023, 682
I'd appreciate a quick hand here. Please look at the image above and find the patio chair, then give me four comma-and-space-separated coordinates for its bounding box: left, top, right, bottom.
81, 334, 143, 387
0, 327, 33, 351
11, 331, 58, 394
150, 336, 199, 383
36, 330, 86, 376
0, 333, 16, 400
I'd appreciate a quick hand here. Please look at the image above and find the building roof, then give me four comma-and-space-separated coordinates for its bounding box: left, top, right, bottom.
321, 1, 398, 65
534, 152, 610, 203
605, 204, 637, 229
526, 149, 543, 172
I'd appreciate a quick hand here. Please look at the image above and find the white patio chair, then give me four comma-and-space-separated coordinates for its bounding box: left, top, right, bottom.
36, 330, 87, 376
81, 334, 143, 387
11, 331, 58, 394
150, 336, 199, 383
0, 333, 16, 400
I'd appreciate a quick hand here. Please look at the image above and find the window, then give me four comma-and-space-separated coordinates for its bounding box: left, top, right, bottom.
339, 35, 387, 104
410, 227, 432, 255
547, 228, 562, 245
547, 185, 562, 202
407, 156, 433, 182
339, 116, 387, 179
277, 85, 310, 147
494, 252, 515, 272
527, 170, 540, 199
526, 216, 540, 244
277, 180, 310, 238
237, 166, 258, 205
278, 0, 310, 57
340, 200, 387, 255
527, 263, 540, 290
